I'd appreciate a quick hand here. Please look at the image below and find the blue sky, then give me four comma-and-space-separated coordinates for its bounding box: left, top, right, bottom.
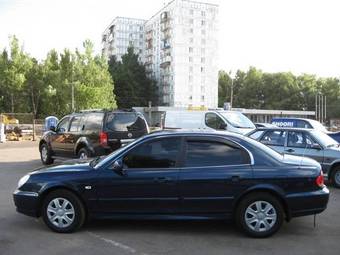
1, 0, 340, 77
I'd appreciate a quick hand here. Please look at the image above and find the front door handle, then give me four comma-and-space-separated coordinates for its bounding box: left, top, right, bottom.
285, 149, 295, 153
154, 177, 172, 183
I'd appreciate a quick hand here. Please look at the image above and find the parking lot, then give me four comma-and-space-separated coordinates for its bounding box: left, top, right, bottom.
0, 141, 339, 255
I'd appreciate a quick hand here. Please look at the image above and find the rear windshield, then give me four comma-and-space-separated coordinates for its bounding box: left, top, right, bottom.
105, 112, 146, 132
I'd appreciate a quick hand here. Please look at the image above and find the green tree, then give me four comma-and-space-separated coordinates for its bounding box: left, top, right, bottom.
108, 47, 158, 108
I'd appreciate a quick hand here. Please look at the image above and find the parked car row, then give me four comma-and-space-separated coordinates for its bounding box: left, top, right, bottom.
13, 110, 336, 237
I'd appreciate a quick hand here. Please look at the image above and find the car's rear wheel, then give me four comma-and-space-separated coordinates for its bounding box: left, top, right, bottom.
40, 143, 54, 165
236, 192, 284, 238
41, 189, 86, 233
78, 147, 90, 159
331, 166, 340, 188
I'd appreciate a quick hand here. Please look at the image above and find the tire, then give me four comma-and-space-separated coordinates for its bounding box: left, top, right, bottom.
235, 192, 284, 238
330, 166, 340, 188
41, 189, 86, 233
77, 147, 91, 159
40, 143, 54, 165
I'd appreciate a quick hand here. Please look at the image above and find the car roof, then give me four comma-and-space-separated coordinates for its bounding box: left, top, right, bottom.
251, 127, 313, 132
146, 129, 245, 139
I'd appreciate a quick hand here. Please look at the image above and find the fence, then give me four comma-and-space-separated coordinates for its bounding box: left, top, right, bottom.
0, 113, 45, 141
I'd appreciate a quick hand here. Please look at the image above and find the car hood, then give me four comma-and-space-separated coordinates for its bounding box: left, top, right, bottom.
31, 161, 93, 175
282, 154, 320, 168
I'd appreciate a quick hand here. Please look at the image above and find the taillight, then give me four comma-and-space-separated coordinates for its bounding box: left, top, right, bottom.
99, 132, 108, 146
315, 173, 325, 188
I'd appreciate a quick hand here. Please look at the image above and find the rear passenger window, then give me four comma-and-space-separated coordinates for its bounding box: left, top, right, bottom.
84, 113, 104, 132
260, 130, 286, 146
185, 140, 250, 167
296, 120, 312, 129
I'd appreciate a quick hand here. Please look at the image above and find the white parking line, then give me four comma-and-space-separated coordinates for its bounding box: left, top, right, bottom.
86, 231, 149, 255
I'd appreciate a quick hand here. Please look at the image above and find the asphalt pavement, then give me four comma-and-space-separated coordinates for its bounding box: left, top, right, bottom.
0, 141, 339, 255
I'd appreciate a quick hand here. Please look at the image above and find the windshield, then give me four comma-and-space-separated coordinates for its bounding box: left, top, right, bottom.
219, 111, 255, 129
243, 135, 284, 162
92, 136, 145, 169
309, 119, 328, 133
310, 130, 338, 147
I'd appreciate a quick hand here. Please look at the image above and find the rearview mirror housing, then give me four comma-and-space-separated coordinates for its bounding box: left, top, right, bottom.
111, 159, 125, 175
49, 126, 56, 132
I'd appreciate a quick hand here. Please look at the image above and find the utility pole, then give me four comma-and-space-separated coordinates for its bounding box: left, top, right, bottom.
315, 94, 318, 121
229, 71, 234, 109
71, 83, 75, 112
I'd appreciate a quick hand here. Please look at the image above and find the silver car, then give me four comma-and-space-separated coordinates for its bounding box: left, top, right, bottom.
248, 127, 340, 188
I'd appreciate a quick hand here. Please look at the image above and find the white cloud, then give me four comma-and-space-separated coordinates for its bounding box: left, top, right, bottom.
0, 0, 339, 77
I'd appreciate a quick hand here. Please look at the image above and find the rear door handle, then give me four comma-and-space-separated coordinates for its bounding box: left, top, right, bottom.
154, 177, 172, 183
285, 149, 295, 153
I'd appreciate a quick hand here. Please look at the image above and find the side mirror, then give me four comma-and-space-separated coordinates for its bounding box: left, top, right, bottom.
311, 143, 322, 150
219, 123, 228, 130
49, 126, 56, 132
111, 159, 125, 175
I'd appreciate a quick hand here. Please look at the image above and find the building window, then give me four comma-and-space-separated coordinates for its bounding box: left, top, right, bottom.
201, 95, 205, 101
189, 19, 194, 24
189, 56, 193, 62
201, 67, 205, 72
190, 9, 194, 15
201, 20, 205, 26
189, 66, 193, 72
189, 95, 193, 100
189, 38, 194, 43
201, 57, 205, 63
190, 28, 194, 34
201, 11, 206, 16
189, 75, 193, 82
189, 47, 193, 53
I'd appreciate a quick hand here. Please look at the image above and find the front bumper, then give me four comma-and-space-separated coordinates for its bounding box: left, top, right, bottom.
286, 186, 330, 218
13, 190, 40, 217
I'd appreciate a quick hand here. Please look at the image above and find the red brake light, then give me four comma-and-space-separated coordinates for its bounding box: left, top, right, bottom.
315, 173, 325, 188
99, 132, 108, 146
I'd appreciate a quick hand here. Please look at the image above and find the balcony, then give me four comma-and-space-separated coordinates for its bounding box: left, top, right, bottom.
160, 55, 171, 68
160, 11, 170, 23
161, 22, 171, 32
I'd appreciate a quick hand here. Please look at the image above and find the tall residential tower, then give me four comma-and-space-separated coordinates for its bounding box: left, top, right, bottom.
102, 0, 218, 108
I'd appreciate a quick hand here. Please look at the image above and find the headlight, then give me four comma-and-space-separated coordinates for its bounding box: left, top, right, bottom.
18, 174, 30, 189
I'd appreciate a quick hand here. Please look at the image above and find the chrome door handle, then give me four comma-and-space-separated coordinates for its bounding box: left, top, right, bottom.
285, 149, 295, 153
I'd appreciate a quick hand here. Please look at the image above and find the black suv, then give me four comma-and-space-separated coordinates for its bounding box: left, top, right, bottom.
39, 109, 149, 164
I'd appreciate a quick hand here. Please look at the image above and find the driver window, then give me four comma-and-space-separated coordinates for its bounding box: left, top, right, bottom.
123, 137, 181, 169
56, 117, 70, 133
205, 113, 225, 130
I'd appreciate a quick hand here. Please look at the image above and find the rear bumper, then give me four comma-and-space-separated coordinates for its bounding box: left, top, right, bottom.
286, 186, 329, 218
13, 190, 40, 217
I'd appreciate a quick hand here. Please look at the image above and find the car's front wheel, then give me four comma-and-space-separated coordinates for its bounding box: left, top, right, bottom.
236, 192, 284, 238
40, 143, 54, 165
41, 189, 86, 233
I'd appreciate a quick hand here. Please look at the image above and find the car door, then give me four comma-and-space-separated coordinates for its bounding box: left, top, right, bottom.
95, 136, 183, 214
65, 115, 83, 155
259, 130, 287, 154
285, 131, 324, 163
50, 117, 70, 156
178, 136, 253, 214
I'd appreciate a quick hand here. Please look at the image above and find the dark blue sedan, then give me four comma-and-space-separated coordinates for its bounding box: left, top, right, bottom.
13, 131, 329, 237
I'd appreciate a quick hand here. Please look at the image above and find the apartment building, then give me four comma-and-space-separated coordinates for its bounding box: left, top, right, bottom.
102, 0, 218, 108
102, 17, 146, 62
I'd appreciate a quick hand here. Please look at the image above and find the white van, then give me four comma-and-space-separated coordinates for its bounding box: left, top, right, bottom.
162, 110, 256, 135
